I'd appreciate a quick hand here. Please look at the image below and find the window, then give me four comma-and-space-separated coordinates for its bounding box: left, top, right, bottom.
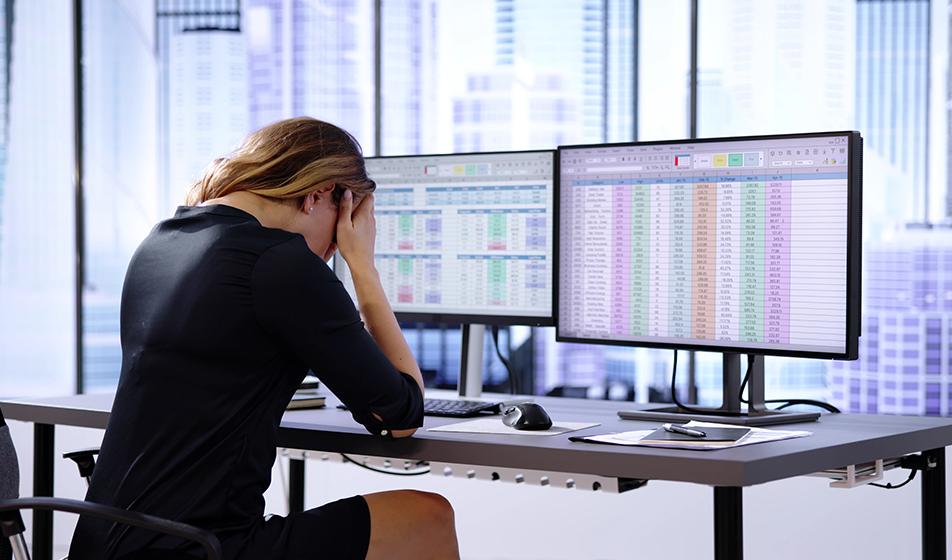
65, 0, 952, 418
82, 0, 375, 392
0, 1, 76, 397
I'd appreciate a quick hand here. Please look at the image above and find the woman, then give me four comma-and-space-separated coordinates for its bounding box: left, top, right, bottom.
69, 118, 460, 559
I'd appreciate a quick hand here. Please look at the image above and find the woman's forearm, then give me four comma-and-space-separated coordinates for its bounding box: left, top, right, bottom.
350, 265, 425, 393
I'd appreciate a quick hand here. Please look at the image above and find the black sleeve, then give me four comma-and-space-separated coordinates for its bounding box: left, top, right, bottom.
251, 238, 423, 435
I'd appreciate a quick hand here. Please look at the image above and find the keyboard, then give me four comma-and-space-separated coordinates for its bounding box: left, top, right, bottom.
423, 398, 502, 418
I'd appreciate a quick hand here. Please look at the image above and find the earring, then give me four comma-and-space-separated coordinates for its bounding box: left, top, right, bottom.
309, 206, 314, 213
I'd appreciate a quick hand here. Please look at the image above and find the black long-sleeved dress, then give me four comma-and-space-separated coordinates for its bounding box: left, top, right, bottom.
69, 204, 423, 560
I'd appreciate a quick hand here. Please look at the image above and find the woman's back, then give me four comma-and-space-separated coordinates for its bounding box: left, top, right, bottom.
69, 204, 422, 559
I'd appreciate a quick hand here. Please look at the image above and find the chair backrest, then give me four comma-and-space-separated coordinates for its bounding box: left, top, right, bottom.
0, 408, 18, 500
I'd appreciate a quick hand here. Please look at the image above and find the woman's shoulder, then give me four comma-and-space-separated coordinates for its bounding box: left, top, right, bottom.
252, 234, 336, 283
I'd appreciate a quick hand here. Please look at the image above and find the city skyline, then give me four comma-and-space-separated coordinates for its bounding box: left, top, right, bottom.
0, 1, 948, 411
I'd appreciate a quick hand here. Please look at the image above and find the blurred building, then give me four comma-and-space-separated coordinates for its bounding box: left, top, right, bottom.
167, 29, 249, 207
831, 226, 952, 416
856, 0, 930, 224
381, 0, 438, 155
827, 0, 937, 415
156, 1, 242, 215
244, 0, 375, 149
451, 0, 604, 151
494, 0, 604, 143
452, 69, 579, 152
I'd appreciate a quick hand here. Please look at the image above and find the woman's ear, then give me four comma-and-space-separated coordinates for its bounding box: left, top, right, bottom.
304, 191, 319, 214
311, 183, 336, 208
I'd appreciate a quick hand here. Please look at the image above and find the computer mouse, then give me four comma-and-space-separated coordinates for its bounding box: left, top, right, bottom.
501, 402, 553, 431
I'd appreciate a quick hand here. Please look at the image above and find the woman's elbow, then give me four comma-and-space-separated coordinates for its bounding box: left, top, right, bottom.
390, 427, 418, 438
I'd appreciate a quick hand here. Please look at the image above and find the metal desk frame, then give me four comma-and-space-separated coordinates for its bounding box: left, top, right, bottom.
2, 394, 950, 560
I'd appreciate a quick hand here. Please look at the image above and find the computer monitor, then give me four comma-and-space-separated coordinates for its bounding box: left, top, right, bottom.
336, 150, 555, 326
556, 131, 862, 425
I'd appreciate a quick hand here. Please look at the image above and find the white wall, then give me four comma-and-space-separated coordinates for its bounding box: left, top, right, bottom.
6, 419, 947, 559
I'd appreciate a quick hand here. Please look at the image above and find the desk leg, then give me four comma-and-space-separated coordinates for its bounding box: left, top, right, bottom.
33, 423, 54, 560
289, 458, 305, 514
922, 447, 946, 560
714, 486, 742, 560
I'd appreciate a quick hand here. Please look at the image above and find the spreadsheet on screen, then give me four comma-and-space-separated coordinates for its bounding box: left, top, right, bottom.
557, 134, 852, 355
337, 151, 554, 321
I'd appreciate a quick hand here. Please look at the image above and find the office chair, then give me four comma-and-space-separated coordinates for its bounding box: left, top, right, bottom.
0, 410, 222, 560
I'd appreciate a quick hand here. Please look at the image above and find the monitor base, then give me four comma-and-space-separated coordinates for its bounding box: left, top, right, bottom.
618, 353, 827, 427
617, 405, 819, 427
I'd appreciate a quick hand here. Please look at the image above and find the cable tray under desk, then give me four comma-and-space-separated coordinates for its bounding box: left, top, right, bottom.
808, 457, 903, 488
430, 461, 647, 493
278, 448, 647, 493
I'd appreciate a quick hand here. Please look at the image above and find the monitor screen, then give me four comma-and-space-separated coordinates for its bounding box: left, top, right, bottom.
337, 150, 555, 325
556, 132, 861, 359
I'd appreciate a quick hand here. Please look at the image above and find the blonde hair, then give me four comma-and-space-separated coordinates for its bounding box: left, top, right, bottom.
186, 117, 375, 206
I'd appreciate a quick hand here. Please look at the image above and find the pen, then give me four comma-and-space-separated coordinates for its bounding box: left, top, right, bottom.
663, 423, 706, 438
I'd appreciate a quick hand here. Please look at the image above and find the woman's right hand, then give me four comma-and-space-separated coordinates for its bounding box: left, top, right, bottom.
336, 190, 377, 274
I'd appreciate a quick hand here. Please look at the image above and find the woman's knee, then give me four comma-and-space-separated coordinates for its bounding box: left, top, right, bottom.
405, 490, 455, 526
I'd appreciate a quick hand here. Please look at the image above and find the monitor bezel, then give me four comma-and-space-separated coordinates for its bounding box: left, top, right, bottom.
553, 130, 862, 360
338, 149, 557, 327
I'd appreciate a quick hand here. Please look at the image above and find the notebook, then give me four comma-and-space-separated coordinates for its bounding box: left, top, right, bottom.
638, 425, 752, 446
287, 390, 326, 410
569, 421, 809, 450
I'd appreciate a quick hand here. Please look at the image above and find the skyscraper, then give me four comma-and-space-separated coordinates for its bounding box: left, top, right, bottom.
452, 68, 580, 152
699, 0, 855, 138
167, 29, 249, 204
605, 0, 635, 143
245, 0, 375, 149
831, 226, 952, 416
947, 0, 952, 220
827, 0, 937, 415
156, 1, 241, 215
856, 0, 930, 223
381, 0, 438, 155
493, 0, 605, 144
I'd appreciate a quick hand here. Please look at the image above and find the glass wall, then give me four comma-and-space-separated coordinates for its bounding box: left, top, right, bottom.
0, 0, 76, 398
41, 0, 949, 416
81, 0, 376, 392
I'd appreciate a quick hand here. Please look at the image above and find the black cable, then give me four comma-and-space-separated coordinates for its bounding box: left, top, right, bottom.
491, 326, 518, 394
340, 454, 431, 476
869, 469, 916, 490
738, 353, 754, 404
772, 399, 841, 413
670, 349, 708, 413
738, 354, 841, 414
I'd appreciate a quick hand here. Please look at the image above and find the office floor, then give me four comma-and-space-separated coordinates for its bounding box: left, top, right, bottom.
7, 421, 946, 560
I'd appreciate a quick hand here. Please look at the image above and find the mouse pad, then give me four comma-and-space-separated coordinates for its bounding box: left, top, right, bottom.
428, 419, 600, 436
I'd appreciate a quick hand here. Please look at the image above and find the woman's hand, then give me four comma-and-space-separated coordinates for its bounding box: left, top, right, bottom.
336, 190, 376, 274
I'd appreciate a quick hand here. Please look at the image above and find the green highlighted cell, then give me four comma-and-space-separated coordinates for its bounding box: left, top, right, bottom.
398, 258, 413, 276
728, 153, 744, 167
740, 181, 764, 341
488, 214, 508, 240
399, 215, 413, 235
488, 260, 507, 302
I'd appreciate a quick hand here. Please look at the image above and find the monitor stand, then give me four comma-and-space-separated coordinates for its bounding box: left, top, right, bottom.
618, 353, 821, 426
458, 324, 486, 399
